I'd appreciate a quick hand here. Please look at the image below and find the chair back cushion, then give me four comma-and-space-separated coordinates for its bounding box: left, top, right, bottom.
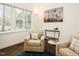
74, 40, 79, 54
69, 33, 79, 54
69, 37, 77, 50
31, 33, 39, 40
30, 32, 43, 40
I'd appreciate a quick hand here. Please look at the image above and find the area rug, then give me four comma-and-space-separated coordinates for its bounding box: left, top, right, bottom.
16, 50, 54, 56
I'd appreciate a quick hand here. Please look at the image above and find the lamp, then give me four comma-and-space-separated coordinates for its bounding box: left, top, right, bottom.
34, 7, 44, 17
34, 8, 39, 16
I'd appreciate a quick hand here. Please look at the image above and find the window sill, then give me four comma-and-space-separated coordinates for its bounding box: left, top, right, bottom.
0, 29, 26, 34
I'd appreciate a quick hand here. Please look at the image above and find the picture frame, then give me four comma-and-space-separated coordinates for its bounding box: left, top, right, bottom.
44, 7, 63, 22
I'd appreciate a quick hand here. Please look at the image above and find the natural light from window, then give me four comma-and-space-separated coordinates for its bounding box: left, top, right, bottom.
0, 3, 32, 33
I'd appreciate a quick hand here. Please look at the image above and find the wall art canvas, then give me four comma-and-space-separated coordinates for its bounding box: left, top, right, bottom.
44, 7, 63, 22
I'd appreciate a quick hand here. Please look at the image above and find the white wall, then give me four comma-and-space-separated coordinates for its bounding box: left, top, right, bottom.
0, 31, 26, 49
35, 3, 79, 41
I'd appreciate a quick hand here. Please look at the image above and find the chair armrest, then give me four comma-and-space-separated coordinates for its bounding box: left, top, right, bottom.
40, 36, 44, 40
40, 36, 44, 48
25, 35, 30, 40
24, 35, 30, 46
40, 36, 44, 47
24, 39, 30, 45
57, 41, 70, 48
24, 39, 30, 51
56, 41, 70, 55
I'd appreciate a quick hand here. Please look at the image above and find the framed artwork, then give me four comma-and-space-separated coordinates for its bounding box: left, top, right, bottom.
44, 7, 63, 22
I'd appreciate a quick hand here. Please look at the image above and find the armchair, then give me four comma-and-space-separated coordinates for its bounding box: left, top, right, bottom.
57, 34, 79, 56
24, 32, 44, 52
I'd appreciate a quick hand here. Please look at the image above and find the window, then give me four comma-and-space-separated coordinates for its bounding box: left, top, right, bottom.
4, 5, 12, 31
15, 8, 24, 30
0, 4, 3, 31
25, 11, 31, 29
0, 4, 32, 32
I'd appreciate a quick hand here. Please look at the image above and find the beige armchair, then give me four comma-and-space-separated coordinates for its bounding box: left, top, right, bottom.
57, 34, 79, 56
24, 32, 44, 52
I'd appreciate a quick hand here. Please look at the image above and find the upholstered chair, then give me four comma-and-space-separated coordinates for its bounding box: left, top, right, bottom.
57, 33, 79, 56
24, 32, 44, 52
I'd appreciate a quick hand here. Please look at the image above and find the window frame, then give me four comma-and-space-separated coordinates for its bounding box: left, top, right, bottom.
0, 4, 4, 31
0, 3, 32, 33
3, 4, 13, 31
14, 7, 25, 30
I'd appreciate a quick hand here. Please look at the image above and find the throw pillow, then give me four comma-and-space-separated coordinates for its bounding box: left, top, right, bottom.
31, 33, 38, 40
74, 40, 79, 54
69, 37, 77, 50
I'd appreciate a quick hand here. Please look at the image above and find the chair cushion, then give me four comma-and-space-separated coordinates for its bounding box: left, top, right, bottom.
27, 40, 41, 46
59, 48, 78, 56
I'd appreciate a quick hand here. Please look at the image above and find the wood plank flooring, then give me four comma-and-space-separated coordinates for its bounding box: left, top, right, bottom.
0, 42, 24, 56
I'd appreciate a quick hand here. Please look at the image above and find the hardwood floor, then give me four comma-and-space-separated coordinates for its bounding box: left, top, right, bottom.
0, 42, 24, 56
